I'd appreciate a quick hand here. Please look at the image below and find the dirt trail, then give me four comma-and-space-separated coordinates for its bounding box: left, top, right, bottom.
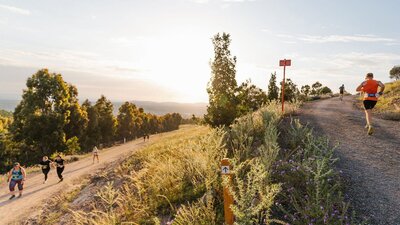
0, 135, 159, 225
298, 96, 400, 225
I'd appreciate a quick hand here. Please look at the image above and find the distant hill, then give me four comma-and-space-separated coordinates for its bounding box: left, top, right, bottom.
0, 99, 207, 118
114, 101, 207, 118
0, 100, 18, 113
0, 109, 12, 118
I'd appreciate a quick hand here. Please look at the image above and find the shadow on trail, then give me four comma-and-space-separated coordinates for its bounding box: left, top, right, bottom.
0, 182, 59, 208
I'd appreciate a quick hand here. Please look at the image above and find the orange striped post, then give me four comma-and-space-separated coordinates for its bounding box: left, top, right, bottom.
221, 158, 234, 225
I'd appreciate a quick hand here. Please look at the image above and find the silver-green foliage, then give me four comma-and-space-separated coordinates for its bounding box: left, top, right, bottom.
227, 104, 285, 225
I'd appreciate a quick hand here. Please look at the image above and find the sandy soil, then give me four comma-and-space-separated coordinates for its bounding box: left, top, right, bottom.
0, 136, 157, 225
298, 96, 400, 225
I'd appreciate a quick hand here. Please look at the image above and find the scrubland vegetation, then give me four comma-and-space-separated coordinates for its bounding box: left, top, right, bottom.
375, 80, 400, 120
47, 101, 355, 225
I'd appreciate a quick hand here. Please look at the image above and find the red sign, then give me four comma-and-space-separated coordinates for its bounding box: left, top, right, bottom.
279, 59, 291, 67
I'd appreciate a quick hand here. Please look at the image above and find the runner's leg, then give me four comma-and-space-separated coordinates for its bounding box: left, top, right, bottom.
17, 180, 23, 196
43, 169, 49, 182
9, 180, 16, 197
365, 109, 371, 126
57, 167, 64, 180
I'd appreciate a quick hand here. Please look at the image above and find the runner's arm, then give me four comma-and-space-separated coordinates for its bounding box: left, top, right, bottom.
7, 169, 12, 182
21, 167, 26, 180
356, 83, 364, 92
378, 81, 385, 93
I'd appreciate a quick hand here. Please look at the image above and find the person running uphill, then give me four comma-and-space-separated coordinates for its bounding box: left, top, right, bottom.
40, 156, 52, 184
53, 155, 65, 182
93, 146, 99, 164
356, 73, 385, 135
7, 162, 26, 200
339, 84, 345, 101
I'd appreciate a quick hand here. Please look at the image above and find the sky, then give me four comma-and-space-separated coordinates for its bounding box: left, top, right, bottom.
0, 0, 399, 102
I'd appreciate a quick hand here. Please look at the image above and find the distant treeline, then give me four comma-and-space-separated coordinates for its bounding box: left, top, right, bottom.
0, 69, 182, 172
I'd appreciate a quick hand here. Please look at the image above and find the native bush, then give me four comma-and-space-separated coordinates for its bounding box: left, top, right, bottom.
272, 119, 354, 225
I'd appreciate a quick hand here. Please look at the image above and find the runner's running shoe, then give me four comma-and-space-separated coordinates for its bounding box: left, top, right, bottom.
368, 126, 374, 135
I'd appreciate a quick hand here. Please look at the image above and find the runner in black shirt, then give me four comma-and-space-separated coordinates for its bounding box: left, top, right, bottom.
39, 156, 52, 184
53, 155, 65, 182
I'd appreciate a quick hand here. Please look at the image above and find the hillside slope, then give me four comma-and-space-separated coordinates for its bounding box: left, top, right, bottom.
375, 80, 400, 120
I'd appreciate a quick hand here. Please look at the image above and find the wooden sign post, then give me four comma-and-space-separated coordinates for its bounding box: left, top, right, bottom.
221, 158, 234, 225
279, 59, 292, 113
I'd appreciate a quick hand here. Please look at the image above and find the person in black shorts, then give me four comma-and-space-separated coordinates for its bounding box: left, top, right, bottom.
39, 156, 52, 184
53, 155, 65, 182
356, 73, 385, 135
339, 84, 345, 101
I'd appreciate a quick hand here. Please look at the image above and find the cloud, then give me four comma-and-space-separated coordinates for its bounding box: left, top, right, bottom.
298, 34, 396, 43
276, 33, 397, 44
294, 52, 400, 83
0, 48, 145, 76
190, 0, 210, 3
0, 65, 179, 102
0, 4, 30, 15
108, 66, 143, 73
223, 0, 256, 2
109, 36, 145, 47
190, 0, 255, 3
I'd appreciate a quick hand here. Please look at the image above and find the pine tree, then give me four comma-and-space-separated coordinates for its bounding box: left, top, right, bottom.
267, 72, 279, 101
205, 32, 238, 127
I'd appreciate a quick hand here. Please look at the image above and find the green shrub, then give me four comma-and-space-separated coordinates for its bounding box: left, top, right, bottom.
272, 119, 354, 225
65, 137, 81, 155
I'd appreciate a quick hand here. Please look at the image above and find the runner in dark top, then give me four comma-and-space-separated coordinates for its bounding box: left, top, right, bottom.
339, 84, 345, 101
53, 155, 65, 182
39, 156, 52, 184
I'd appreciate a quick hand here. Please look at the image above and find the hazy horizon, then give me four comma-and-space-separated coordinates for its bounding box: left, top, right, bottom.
1, 0, 399, 103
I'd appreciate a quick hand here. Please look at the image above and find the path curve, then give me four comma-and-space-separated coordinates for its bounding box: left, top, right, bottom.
0, 135, 160, 225
298, 96, 400, 225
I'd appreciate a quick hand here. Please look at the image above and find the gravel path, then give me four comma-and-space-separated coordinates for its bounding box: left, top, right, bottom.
0, 134, 161, 225
298, 96, 400, 225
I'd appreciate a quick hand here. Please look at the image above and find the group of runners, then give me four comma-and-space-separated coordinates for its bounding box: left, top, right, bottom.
340, 72, 385, 135
5, 146, 100, 200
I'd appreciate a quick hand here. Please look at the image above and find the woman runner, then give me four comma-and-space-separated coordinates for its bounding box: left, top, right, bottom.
7, 162, 26, 199
39, 156, 52, 184
53, 155, 65, 182
92, 146, 99, 164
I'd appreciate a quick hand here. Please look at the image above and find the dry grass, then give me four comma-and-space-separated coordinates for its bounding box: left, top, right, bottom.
68, 125, 226, 224
39, 101, 355, 225
375, 80, 400, 120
